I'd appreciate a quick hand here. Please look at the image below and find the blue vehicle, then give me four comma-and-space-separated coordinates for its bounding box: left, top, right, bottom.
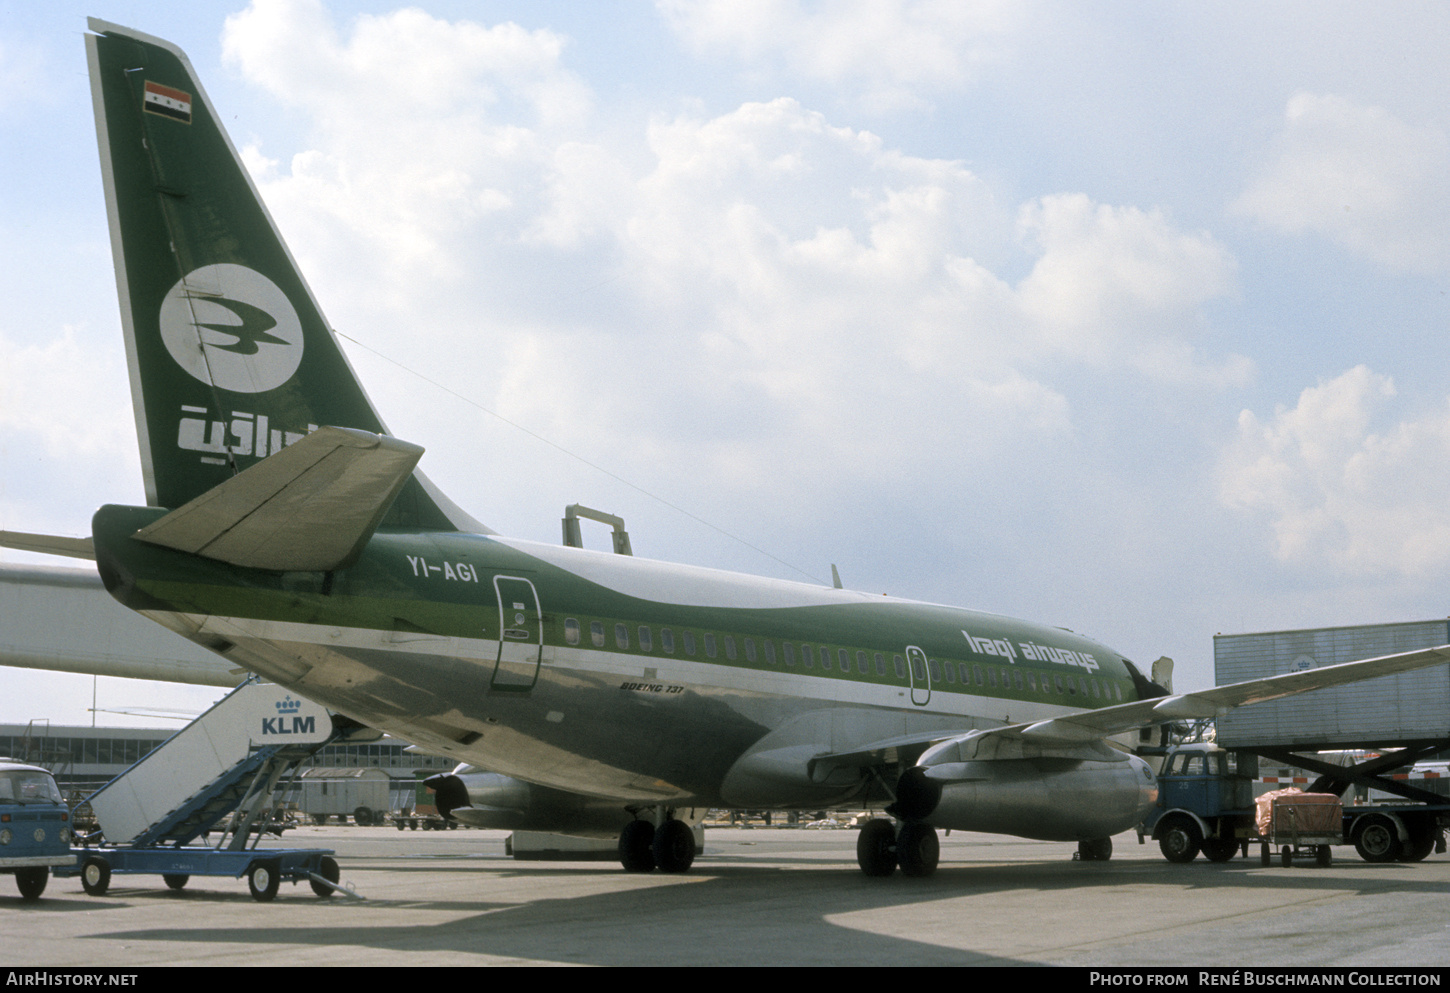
0, 760, 73, 900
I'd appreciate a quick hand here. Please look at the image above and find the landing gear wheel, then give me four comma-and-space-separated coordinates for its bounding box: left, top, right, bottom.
856, 818, 898, 877
1315, 845, 1332, 867
310, 856, 340, 898
896, 822, 939, 878
15, 867, 48, 900
653, 819, 696, 873
1158, 818, 1201, 863
248, 859, 281, 902
81, 856, 111, 896
618, 820, 656, 872
162, 873, 189, 890
1077, 838, 1112, 861
1354, 816, 1401, 863
1200, 838, 1238, 863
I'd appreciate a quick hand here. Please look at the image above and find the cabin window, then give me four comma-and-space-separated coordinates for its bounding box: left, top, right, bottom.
1054, 674, 1065, 694
590, 621, 605, 648
1114, 683, 1123, 702
894, 654, 906, 679
638, 626, 653, 652
973, 664, 984, 686
784, 643, 797, 667
987, 667, 997, 688
841, 649, 852, 673
856, 650, 868, 675
1014, 670, 1024, 691
943, 661, 955, 684
1091, 679, 1101, 699
724, 636, 737, 661
874, 653, 885, 676
910, 654, 926, 682
765, 640, 777, 665
661, 628, 675, 653
564, 618, 580, 645
615, 623, 630, 650
744, 638, 757, 663
803, 646, 814, 669
704, 633, 717, 657
1026, 672, 1036, 692
819, 647, 831, 671
683, 631, 696, 655
1000, 668, 1010, 688
928, 658, 942, 683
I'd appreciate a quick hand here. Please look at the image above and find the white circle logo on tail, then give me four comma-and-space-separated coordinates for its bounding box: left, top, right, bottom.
159, 264, 304, 393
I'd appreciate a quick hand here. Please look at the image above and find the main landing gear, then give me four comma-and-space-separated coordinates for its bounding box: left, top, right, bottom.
618, 810, 697, 873
856, 818, 940, 877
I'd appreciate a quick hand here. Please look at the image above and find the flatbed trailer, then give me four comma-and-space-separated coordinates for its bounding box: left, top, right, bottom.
54, 845, 341, 901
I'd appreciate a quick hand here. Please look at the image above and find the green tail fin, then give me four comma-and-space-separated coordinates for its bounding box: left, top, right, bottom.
86, 19, 481, 533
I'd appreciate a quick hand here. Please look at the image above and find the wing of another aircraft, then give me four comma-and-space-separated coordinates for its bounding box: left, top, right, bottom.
0, 531, 95, 560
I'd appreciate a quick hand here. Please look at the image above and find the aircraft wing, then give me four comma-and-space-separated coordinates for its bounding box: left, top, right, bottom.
134, 426, 423, 572
811, 644, 1450, 780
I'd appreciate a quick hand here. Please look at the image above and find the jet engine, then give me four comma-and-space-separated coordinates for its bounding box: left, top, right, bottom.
425, 766, 637, 838
892, 737, 1159, 841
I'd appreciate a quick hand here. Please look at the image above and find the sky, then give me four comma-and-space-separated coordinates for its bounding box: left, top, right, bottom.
4, 0, 1450, 727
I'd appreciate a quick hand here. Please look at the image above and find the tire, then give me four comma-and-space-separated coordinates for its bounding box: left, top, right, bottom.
1201, 838, 1237, 863
1280, 846, 1292, 867
310, 856, 340, 898
618, 820, 656, 872
1158, 818, 1201, 863
652, 819, 696, 874
1399, 819, 1435, 862
856, 818, 898, 877
162, 873, 189, 890
15, 866, 48, 901
81, 856, 111, 896
1315, 845, 1332, 867
353, 807, 372, 827
1353, 816, 1401, 863
896, 822, 939, 878
248, 860, 281, 902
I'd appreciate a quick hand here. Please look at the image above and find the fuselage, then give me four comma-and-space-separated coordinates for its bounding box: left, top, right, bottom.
93, 502, 1145, 811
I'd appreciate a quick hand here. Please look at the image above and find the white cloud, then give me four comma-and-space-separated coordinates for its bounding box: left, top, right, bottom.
656, 0, 1024, 110
1235, 92, 1450, 274
1220, 365, 1450, 576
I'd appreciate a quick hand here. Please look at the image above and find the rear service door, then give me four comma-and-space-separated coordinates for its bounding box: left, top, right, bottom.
492, 576, 542, 692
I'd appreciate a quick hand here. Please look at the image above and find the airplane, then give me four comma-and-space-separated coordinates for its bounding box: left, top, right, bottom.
6, 17, 1450, 878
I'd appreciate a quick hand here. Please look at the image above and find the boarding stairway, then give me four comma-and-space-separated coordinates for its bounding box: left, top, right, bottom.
85, 679, 346, 850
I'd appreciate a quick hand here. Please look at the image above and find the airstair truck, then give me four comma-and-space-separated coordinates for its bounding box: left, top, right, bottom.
1140, 619, 1450, 864
0, 759, 73, 900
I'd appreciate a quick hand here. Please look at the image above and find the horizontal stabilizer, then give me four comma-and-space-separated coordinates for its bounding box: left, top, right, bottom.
135, 426, 423, 572
0, 530, 96, 560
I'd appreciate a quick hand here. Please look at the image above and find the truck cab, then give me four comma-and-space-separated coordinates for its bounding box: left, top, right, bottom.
0, 759, 74, 900
1141, 743, 1256, 862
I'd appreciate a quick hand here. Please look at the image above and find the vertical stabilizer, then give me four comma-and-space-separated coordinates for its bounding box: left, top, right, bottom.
85, 19, 483, 532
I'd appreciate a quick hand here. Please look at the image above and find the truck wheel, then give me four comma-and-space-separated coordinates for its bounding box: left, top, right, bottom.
15, 867, 48, 900
162, 873, 189, 890
1353, 816, 1401, 863
1315, 845, 1332, 867
1399, 819, 1435, 862
81, 856, 111, 896
1200, 838, 1237, 862
1158, 818, 1201, 863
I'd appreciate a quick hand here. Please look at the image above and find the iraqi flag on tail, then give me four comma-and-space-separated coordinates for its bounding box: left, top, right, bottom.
143, 81, 191, 123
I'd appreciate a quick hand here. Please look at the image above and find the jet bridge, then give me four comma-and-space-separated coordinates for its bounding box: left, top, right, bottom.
56, 679, 361, 900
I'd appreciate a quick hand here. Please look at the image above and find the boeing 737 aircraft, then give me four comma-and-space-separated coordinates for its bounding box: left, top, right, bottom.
6, 19, 1449, 878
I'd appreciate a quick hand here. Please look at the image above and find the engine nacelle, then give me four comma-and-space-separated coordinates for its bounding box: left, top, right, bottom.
901, 736, 1159, 841
426, 767, 637, 838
